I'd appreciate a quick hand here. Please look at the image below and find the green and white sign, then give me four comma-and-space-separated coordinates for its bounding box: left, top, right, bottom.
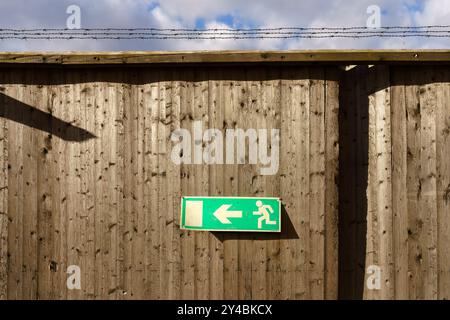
180, 197, 281, 232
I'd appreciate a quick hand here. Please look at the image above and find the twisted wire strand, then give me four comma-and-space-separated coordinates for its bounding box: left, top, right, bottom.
0, 25, 450, 40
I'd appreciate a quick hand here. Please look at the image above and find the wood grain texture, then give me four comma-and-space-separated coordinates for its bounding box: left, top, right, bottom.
341, 65, 450, 300
0, 65, 339, 299
0, 51, 449, 65
338, 66, 369, 299
0, 82, 8, 300
436, 67, 450, 300
1, 63, 449, 300
324, 67, 339, 300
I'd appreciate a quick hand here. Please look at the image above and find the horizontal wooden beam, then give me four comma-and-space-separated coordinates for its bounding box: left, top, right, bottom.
0, 50, 449, 65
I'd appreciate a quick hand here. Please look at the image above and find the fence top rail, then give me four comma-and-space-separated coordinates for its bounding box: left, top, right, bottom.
0, 50, 449, 65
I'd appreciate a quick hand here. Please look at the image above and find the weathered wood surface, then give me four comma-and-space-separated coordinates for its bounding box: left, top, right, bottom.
3, 62, 447, 300
0, 90, 7, 300
338, 66, 369, 299
0, 65, 339, 300
340, 65, 450, 300
0, 50, 449, 65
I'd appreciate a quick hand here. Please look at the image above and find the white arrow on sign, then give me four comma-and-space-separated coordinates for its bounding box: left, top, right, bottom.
213, 204, 243, 224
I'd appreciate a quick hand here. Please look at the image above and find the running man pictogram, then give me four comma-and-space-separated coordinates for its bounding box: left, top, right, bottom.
253, 200, 277, 229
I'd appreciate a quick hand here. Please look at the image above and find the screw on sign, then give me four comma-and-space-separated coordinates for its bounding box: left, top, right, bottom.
180, 196, 281, 232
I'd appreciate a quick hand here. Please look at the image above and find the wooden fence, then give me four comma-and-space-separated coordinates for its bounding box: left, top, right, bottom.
0, 65, 340, 299
339, 65, 450, 299
0, 52, 449, 300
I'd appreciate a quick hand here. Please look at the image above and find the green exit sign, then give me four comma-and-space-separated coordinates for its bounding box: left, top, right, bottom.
180, 196, 281, 232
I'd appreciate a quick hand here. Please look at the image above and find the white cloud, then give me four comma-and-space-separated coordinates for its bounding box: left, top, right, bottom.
414, 0, 450, 25
0, 0, 448, 51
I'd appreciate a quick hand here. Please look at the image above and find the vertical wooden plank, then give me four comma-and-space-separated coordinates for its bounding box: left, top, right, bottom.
250, 66, 266, 300
338, 66, 356, 299
365, 66, 378, 300
365, 66, 393, 299
6, 69, 24, 299
107, 75, 121, 299
132, 70, 145, 299
22, 70, 38, 300
70, 70, 84, 300
374, 66, 394, 300
77, 71, 89, 299
142, 71, 152, 299
93, 75, 106, 299
0, 73, 9, 300
418, 67, 438, 300
390, 67, 409, 299
116, 74, 127, 300
340, 66, 368, 299
208, 68, 224, 300
72, 71, 84, 299
374, 67, 395, 299
222, 70, 239, 300
116, 70, 126, 300
81, 70, 96, 299
295, 67, 311, 299
355, 67, 369, 299
235, 68, 252, 300
180, 68, 195, 299
157, 69, 173, 299
116, 70, 127, 300
99, 76, 112, 300
102, 76, 113, 299
158, 71, 170, 299
66, 71, 82, 300
404, 67, 422, 300
50, 71, 67, 299
193, 68, 210, 300
365, 66, 376, 301
436, 68, 450, 299
122, 75, 130, 300
309, 68, 326, 299
65, 73, 74, 299
36, 70, 53, 299
76, 71, 86, 299
264, 67, 282, 300
324, 68, 339, 300
158, 70, 171, 299
122, 69, 137, 299
168, 69, 182, 299
279, 66, 296, 300
143, 70, 159, 299
338, 67, 356, 299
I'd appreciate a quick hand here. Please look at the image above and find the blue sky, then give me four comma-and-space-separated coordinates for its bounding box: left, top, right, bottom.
0, 0, 448, 51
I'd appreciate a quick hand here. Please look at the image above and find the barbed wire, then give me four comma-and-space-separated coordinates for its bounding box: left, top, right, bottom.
2, 35, 450, 40
2, 30, 450, 36
1, 25, 450, 40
